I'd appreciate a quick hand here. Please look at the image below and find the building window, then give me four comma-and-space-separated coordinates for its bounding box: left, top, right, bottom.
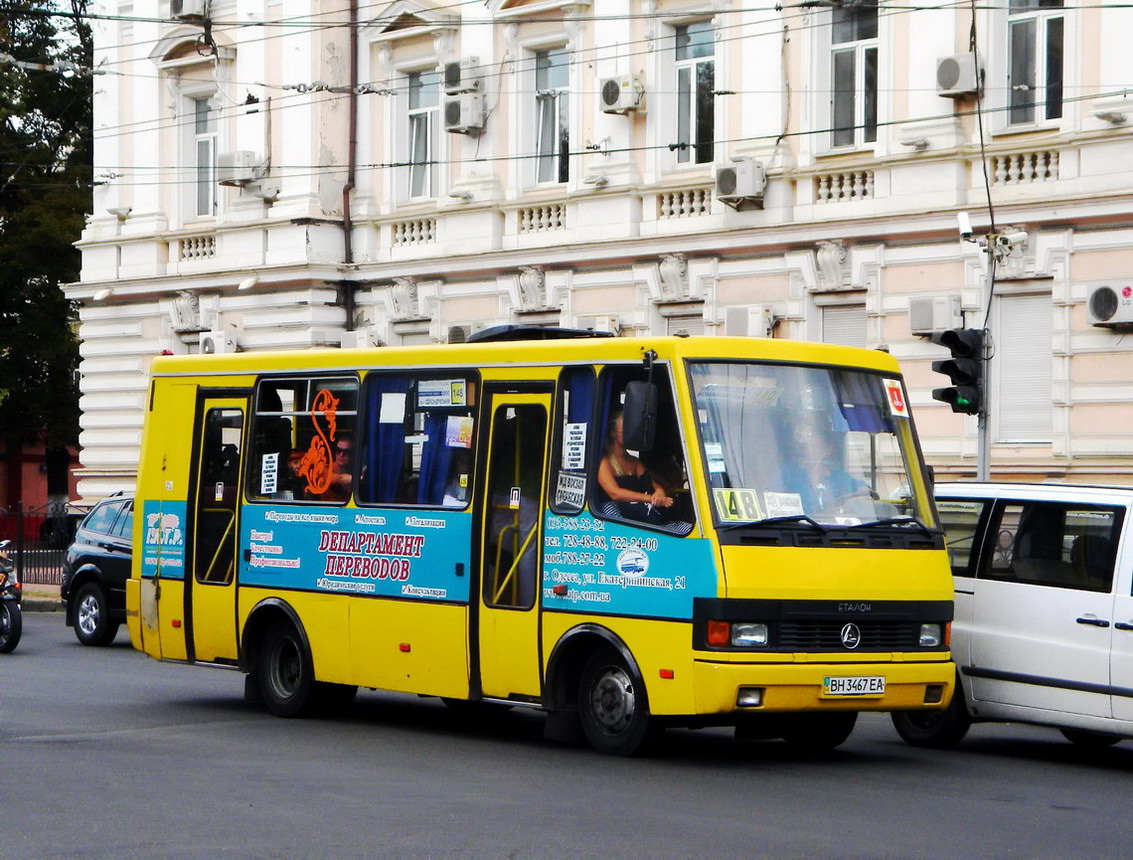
830, 4, 877, 147
1007, 0, 1064, 125
407, 69, 440, 199
535, 48, 569, 184
192, 97, 217, 217
674, 22, 714, 165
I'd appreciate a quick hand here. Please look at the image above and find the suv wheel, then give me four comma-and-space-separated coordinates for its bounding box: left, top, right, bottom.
73, 582, 119, 647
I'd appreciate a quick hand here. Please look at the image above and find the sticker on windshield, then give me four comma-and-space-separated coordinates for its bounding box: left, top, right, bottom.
763, 491, 804, 518
884, 379, 908, 417
713, 488, 763, 522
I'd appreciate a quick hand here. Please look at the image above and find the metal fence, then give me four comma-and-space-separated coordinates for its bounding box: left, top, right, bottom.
0, 503, 91, 585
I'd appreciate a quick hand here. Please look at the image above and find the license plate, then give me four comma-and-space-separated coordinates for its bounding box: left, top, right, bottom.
823, 675, 886, 696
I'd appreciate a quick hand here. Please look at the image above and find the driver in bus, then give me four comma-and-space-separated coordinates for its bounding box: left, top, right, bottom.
782, 428, 872, 516
597, 411, 674, 523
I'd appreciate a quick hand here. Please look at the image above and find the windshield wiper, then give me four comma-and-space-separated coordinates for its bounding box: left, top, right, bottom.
717, 515, 829, 534
846, 516, 935, 536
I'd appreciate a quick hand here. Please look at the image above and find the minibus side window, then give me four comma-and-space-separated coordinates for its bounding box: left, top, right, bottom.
247, 376, 358, 503
548, 367, 595, 515
357, 372, 478, 507
591, 365, 693, 535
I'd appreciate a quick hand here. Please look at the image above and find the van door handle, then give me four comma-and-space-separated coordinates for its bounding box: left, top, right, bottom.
1114, 622, 1133, 631
1076, 617, 1110, 628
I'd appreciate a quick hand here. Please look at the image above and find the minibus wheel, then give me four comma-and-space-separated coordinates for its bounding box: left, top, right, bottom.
578, 648, 656, 756
258, 620, 316, 717
891, 680, 971, 748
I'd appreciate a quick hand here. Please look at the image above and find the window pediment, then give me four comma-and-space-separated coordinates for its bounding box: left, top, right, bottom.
487, 0, 591, 18
150, 26, 234, 68
367, 1, 458, 42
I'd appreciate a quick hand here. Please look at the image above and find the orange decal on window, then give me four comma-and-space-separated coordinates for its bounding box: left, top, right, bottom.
299, 389, 340, 495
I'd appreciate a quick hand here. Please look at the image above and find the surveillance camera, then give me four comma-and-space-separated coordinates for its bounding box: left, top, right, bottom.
956, 211, 974, 240
996, 228, 1028, 248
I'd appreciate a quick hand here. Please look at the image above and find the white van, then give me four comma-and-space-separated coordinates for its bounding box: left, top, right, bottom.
892, 482, 1133, 748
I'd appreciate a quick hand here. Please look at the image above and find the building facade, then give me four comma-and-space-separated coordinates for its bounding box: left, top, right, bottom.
68, 0, 1133, 500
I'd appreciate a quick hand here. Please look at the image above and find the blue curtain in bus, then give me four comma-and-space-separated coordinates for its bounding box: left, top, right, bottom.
566, 368, 595, 425
417, 412, 454, 505
831, 372, 890, 434
363, 375, 411, 503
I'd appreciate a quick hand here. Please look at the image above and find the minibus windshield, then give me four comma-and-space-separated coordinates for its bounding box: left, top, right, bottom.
688, 361, 932, 529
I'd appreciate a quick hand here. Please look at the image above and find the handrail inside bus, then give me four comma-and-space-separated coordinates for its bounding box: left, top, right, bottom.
490, 520, 539, 606
198, 508, 235, 584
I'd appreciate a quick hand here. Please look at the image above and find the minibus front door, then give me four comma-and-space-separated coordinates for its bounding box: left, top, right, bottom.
475, 390, 552, 702
185, 394, 247, 664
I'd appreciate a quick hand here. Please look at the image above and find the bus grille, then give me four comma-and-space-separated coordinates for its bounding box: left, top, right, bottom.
776, 622, 921, 652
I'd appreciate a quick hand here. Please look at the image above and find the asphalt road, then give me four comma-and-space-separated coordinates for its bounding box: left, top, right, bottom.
3, 612, 1132, 860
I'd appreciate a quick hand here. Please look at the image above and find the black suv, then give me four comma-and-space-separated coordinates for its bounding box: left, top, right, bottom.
61, 492, 133, 646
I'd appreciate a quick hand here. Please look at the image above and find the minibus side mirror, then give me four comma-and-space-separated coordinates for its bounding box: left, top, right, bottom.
622, 381, 657, 453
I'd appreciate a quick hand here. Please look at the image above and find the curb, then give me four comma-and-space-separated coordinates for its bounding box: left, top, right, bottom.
23, 597, 64, 613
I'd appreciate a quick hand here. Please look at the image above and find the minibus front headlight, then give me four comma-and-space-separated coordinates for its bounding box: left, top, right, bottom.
731, 622, 769, 648
919, 623, 943, 647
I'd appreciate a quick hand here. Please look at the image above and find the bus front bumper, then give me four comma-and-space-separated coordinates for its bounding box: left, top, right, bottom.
692, 657, 955, 714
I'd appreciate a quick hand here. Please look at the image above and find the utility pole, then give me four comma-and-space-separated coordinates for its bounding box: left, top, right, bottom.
949, 215, 1028, 482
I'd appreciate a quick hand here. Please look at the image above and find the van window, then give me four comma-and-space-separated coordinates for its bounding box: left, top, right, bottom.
981, 501, 1121, 593
936, 499, 987, 576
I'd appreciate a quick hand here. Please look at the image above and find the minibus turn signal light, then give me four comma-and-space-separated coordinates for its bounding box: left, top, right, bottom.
707, 620, 730, 646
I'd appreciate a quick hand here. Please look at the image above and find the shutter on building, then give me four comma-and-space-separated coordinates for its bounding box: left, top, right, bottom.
821, 304, 867, 348
995, 293, 1053, 442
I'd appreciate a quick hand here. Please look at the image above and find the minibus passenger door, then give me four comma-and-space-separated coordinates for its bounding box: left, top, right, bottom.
475, 390, 551, 701
186, 394, 247, 664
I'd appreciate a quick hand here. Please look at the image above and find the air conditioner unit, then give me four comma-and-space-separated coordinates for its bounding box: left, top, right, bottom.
444, 93, 486, 135
577, 315, 621, 334
443, 57, 481, 94
909, 295, 963, 335
1087, 284, 1133, 327
199, 331, 237, 354
716, 159, 766, 210
599, 75, 644, 114
341, 330, 380, 349
170, 0, 209, 21
936, 53, 980, 98
217, 151, 260, 186
724, 306, 773, 338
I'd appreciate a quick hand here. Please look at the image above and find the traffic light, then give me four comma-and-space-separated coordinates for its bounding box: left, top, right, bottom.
930, 328, 984, 415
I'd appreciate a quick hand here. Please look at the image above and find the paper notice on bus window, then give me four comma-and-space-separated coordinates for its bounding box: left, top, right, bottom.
705, 443, 726, 474
555, 471, 586, 510
261, 452, 279, 495
379, 392, 406, 424
764, 491, 804, 519
713, 488, 763, 522
419, 379, 466, 408
446, 415, 474, 448
562, 422, 587, 469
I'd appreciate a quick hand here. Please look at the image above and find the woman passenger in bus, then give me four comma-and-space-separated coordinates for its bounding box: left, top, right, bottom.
597, 411, 674, 523
316, 436, 354, 502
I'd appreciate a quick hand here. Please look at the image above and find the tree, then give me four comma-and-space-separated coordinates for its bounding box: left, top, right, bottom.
0, 1, 91, 500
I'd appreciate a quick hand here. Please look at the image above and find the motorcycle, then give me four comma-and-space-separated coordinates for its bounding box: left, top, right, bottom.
0, 539, 21, 653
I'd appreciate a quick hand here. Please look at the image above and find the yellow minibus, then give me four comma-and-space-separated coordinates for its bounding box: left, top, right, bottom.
128, 328, 954, 755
